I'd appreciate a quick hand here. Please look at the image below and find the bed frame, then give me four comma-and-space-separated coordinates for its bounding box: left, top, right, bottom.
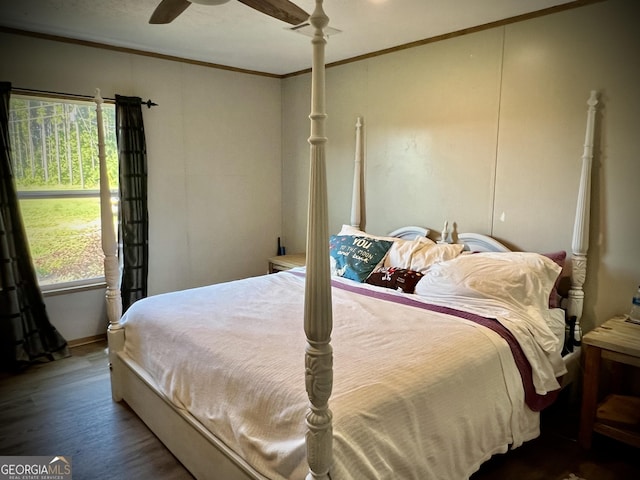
96, 2, 598, 478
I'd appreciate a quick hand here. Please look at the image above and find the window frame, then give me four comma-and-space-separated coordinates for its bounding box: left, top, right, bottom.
9, 94, 118, 293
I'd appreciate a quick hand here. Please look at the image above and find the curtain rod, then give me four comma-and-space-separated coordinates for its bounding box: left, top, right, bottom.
12, 87, 158, 108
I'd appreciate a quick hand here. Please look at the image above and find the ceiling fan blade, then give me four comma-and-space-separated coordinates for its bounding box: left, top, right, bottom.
238, 0, 309, 25
149, 0, 192, 24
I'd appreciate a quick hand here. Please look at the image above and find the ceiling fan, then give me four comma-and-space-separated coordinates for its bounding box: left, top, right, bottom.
149, 0, 309, 25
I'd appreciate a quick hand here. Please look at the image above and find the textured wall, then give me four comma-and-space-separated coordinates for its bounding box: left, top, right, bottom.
1, 32, 282, 340
282, 0, 640, 331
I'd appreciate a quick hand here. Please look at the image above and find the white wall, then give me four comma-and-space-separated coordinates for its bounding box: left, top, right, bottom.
281, 0, 640, 332
1, 0, 638, 341
0, 32, 283, 341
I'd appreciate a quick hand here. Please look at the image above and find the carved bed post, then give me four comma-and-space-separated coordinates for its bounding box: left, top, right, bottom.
567, 90, 598, 344
304, 1, 333, 479
350, 116, 364, 230
95, 89, 124, 401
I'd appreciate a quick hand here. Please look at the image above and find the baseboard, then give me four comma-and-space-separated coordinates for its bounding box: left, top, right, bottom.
68, 333, 107, 348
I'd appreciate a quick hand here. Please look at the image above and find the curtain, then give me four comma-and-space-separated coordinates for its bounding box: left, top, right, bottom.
0, 81, 69, 372
115, 95, 149, 312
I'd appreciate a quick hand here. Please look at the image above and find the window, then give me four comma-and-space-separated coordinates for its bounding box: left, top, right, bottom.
8, 95, 118, 290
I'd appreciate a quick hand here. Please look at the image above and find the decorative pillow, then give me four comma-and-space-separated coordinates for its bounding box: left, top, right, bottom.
366, 267, 424, 294
542, 251, 567, 308
414, 251, 562, 313
338, 225, 435, 269
329, 235, 393, 282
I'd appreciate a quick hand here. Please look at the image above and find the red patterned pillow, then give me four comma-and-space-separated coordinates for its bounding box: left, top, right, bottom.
543, 251, 566, 308
366, 267, 424, 294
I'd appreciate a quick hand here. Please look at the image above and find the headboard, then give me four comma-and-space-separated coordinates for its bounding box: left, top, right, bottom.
387, 226, 429, 240
455, 232, 510, 252
387, 225, 510, 253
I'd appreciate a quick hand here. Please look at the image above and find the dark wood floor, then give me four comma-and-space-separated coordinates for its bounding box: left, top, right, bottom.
0, 341, 194, 480
1, 341, 638, 480
472, 395, 640, 480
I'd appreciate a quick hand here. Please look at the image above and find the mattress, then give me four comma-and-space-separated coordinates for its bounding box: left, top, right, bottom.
121, 269, 564, 480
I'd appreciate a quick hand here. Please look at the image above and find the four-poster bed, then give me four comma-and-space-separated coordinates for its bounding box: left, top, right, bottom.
95, 1, 598, 478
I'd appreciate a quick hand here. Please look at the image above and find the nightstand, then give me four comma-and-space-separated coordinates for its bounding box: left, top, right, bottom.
268, 253, 306, 273
579, 315, 640, 449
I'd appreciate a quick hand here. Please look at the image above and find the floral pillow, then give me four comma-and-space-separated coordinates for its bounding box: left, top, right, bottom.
329, 235, 393, 282
542, 251, 567, 308
366, 267, 424, 294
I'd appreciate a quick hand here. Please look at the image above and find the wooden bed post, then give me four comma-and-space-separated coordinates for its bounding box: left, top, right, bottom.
350, 116, 364, 230
95, 89, 124, 401
567, 90, 598, 344
304, 1, 333, 479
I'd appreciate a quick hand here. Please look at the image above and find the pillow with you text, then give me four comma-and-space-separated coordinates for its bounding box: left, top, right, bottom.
337, 224, 435, 269
329, 235, 393, 282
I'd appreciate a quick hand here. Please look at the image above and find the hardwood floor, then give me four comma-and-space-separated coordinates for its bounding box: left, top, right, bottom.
1, 340, 638, 479
0, 341, 194, 480
472, 397, 640, 480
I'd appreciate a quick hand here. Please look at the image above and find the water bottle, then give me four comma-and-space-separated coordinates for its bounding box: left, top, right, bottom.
630, 285, 640, 322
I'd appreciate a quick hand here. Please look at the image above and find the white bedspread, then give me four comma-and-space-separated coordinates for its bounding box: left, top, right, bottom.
121, 270, 555, 480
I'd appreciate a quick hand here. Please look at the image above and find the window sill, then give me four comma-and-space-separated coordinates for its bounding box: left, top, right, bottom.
42, 280, 107, 297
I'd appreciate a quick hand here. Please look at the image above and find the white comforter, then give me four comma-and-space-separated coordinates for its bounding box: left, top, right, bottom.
122, 270, 559, 480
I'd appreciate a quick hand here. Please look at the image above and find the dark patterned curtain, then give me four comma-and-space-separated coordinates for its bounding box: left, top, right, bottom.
0, 82, 69, 372
115, 95, 148, 312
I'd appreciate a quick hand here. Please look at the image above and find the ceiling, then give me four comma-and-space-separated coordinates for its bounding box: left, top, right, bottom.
0, 0, 581, 76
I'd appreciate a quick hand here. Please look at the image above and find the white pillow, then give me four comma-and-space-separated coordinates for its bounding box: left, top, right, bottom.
414, 251, 562, 313
547, 308, 566, 346
408, 243, 464, 272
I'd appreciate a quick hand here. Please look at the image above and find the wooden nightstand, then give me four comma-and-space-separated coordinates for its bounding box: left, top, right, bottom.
268, 253, 306, 273
579, 315, 640, 449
